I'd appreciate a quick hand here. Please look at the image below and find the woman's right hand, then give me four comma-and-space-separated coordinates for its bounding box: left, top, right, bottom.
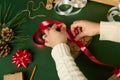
70, 20, 100, 41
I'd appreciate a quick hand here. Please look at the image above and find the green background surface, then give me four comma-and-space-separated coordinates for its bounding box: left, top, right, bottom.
0, 0, 120, 80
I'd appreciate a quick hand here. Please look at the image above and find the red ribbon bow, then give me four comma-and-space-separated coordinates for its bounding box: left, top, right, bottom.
12, 49, 32, 68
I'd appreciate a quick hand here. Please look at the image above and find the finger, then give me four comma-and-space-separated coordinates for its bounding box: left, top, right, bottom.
70, 24, 79, 36
44, 36, 50, 46
51, 24, 57, 30
75, 32, 86, 41
45, 42, 50, 47
75, 27, 83, 35
61, 24, 66, 33
62, 23, 66, 28
42, 35, 46, 40
73, 20, 80, 24
44, 29, 49, 35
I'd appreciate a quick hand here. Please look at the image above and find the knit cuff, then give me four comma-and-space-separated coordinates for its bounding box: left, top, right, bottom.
100, 21, 120, 42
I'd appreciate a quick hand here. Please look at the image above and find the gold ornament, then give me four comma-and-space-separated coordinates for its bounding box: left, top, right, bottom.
0, 40, 11, 57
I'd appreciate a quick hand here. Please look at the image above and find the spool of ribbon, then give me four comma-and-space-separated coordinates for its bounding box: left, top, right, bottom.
54, 0, 87, 16
107, 0, 120, 21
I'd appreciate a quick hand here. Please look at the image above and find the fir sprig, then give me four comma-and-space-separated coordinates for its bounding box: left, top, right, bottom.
0, 2, 29, 43
0, 2, 29, 57
0, 2, 26, 29
8, 35, 30, 44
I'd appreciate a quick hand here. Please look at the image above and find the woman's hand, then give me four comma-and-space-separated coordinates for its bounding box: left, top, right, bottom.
43, 24, 67, 48
70, 20, 100, 41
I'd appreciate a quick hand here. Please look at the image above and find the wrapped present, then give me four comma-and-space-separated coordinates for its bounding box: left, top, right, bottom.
4, 72, 23, 80
91, 0, 118, 6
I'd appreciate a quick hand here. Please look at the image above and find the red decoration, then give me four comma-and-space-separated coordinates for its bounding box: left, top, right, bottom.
12, 49, 32, 68
113, 67, 120, 77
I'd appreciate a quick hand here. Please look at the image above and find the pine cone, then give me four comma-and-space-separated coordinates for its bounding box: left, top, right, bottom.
1, 27, 14, 41
0, 40, 11, 57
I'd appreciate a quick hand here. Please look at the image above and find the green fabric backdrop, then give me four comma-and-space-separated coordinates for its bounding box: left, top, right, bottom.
0, 0, 120, 80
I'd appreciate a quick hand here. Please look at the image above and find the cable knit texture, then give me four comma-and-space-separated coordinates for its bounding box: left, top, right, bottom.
52, 43, 87, 80
100, 21, 120, 42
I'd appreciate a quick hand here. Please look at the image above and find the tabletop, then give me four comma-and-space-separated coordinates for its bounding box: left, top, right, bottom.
0, 0, 120, 80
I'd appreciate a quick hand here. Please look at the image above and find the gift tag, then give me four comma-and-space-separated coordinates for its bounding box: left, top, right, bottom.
108, 74, 120, 80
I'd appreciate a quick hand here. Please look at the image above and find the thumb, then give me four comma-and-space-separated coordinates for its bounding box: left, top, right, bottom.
75, 32, 86, 41
45, 42, 52, 48
51, 24, 57, 30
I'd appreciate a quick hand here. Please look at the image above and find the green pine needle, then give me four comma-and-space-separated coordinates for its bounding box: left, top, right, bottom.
4, 4, 12, 23
8, 35, 30, 44
0, 2, 25, 28
7, 11, 25, 27
0, 5, 1, 23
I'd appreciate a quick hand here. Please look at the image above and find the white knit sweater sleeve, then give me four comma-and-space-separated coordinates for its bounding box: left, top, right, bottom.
100, 21, 120, 42
51, 43, 87, 80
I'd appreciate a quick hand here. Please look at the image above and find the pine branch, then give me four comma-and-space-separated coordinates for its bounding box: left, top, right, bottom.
4, 4, 12, 23
9, 14, 25, 26
7, 11, 25, 27
0, 1, 28, 45
3, 1, 7, 23
0, 4, 1, 26
9, 16, 26, 31
8, 35, 30, 44
14, 35, 30, 39
0, 4, 4, 24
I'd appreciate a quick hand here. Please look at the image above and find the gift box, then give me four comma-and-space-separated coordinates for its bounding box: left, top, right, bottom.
4, 72, 23, 80
91, 0, 118, 6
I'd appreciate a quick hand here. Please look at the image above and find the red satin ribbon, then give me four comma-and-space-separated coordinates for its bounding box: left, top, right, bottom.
33, 20, 120, 77
33, 20, 63, 48
66, 29, 109, 66
113, 67, 120, 77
